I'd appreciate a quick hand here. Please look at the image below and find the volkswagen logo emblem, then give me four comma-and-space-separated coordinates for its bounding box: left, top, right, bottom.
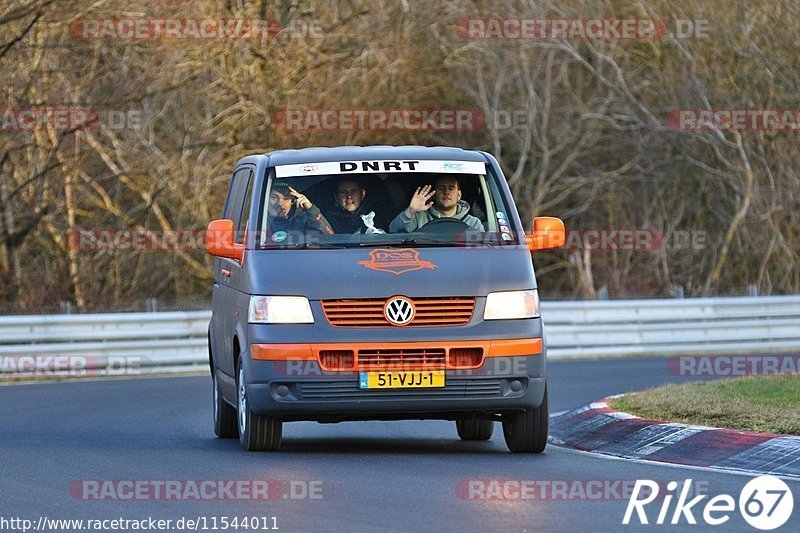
384, 296, 415, 326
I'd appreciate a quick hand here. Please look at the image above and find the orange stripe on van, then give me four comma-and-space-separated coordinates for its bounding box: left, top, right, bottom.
250, 338, 542, 370
488, 338, 542, 357
250, 344, 314, 360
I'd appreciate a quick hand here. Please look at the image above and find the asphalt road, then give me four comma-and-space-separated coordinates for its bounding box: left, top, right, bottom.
1, 358, 797, 532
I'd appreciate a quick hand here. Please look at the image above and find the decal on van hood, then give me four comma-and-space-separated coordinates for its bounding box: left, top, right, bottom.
358, 248, 437, 275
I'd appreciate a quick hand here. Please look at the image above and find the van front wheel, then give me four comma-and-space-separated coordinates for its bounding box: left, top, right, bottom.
456, 419, 494, 441
237, 360, 282, 451
502, 385, 548, 453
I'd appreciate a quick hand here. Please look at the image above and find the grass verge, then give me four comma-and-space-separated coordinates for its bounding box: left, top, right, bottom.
609, 374, 800, 435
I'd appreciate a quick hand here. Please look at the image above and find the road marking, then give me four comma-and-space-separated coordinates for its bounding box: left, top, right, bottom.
547, 442, 800, 482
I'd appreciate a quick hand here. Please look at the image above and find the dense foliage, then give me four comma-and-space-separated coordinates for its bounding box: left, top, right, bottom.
1, 0, 798, 310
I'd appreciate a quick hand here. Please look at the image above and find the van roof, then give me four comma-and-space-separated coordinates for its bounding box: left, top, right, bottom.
263, 145, 488, 166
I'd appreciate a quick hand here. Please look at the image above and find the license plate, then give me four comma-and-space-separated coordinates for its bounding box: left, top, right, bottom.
359, 370, 445, 389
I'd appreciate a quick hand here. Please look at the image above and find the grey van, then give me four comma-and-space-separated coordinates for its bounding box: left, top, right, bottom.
206, 146, 565, 452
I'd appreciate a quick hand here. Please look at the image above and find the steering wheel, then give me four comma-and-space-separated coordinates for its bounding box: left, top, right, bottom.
418, 217, 470, 234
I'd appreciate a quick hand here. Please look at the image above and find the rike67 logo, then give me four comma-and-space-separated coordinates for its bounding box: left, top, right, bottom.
624, 476, 794, 530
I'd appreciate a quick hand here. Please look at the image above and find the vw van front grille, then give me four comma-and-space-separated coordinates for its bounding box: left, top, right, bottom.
322, 297, 475, 327
357, 348, 446, 369
319, 350, 355, 370
298, 378, 503, 400
447, 347, 484, 368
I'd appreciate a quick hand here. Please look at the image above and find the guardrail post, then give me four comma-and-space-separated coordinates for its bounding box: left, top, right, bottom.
748, 284, 758, 297
145, 298, 158, 312
672, 285, 684, 298
597, 286, 608, 300
59, 301, 73, 314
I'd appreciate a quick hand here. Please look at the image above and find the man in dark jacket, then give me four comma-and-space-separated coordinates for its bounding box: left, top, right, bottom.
266, 182, 333, 243
323, 178, 389, 234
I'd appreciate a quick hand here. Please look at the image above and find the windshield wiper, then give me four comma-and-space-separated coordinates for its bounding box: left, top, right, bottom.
362, 237, 458, 247
367, 237, 505, 248
290, 242, 350, 249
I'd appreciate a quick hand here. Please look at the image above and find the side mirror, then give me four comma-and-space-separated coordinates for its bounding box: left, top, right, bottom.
206, 219, 244, 261
525, 216, 565, 251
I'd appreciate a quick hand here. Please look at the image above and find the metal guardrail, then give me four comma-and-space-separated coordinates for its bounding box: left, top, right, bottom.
542, 295, 800, 358
0, 311, 210, 377
1, 295, 799, 377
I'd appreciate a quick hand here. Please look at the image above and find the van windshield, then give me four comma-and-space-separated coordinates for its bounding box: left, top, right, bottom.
256, 161, 519, 249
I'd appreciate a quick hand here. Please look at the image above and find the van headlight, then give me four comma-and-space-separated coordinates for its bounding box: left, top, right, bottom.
483, 290, 540, 320
248, 296, 314, 324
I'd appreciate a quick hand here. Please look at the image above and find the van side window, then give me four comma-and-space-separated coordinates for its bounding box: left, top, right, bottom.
223, 167, 253, 242
236, 171, 255, 244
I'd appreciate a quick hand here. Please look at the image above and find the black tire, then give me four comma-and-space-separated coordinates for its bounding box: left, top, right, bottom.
456, 419, 494, 441
213, 371, 238, 439
237, 359, 282, 451
502, 384, 548, 453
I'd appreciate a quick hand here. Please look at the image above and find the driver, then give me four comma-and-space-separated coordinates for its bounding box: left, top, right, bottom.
389, 176, 484, 233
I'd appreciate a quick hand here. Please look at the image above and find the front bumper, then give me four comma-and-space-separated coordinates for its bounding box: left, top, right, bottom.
244, 354, 546, 422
